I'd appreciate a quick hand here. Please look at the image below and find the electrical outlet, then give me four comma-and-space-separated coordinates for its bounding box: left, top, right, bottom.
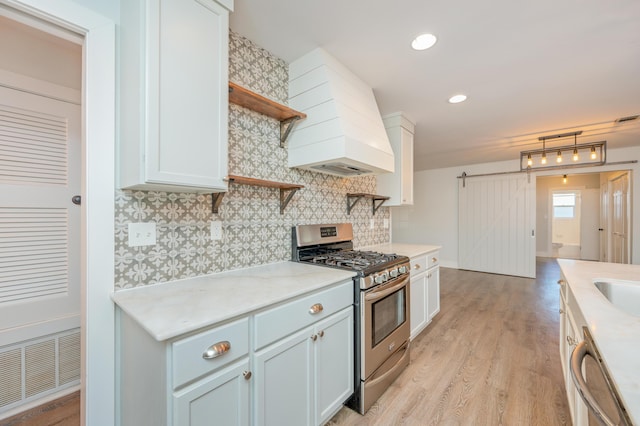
383, 218, 389, 229
369, 219, 375, 229
210, 221, 223, 241
128, 222, 156, 247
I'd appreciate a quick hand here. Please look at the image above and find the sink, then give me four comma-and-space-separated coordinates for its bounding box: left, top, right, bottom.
594, 279, 640, 316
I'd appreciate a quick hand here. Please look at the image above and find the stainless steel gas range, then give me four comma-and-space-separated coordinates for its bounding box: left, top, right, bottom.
292, 223, 411, 414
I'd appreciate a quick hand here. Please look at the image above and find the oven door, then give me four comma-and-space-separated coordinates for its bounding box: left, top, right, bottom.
362, 274, 410, 379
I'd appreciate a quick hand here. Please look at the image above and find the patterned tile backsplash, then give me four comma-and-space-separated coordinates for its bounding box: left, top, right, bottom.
114, 31, 391, 290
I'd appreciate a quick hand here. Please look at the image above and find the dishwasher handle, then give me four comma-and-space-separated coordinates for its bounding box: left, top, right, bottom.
570, 341, 618, 426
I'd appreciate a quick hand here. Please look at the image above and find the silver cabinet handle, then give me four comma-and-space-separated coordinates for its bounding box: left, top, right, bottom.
310, 334, 318, 341
557, 279, 566, 286
559, 308, 565, 314
432, 257, 438, 263
413, 264, 421, 270
243, 371, 252, 380
318, 330, 324, 338
309, 303, 323, 315
566, 336, 577, 346
202, 341, 230, 359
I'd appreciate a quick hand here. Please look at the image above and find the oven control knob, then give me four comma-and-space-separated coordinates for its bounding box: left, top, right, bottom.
398, 265, 407, 274
389, 268, 398, 278
375, 273, 388, 284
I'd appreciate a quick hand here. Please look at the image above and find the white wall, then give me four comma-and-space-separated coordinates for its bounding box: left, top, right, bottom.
70, 0, 119, 22
392, 146, 640, 267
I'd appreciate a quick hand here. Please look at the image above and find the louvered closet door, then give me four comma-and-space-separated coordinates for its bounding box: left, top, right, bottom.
0, 86, 81, 333
458, 174, 536, 278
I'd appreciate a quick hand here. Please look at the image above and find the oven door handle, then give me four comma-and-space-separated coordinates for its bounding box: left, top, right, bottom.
570, 340, 619, 426
365, 276, 409, 302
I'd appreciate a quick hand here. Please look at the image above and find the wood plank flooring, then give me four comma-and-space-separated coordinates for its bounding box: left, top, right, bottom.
1, 259, 570, 426
326, 258, 570, 425
0, 392, 79, 426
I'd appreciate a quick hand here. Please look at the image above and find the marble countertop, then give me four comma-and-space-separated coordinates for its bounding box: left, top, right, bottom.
112, 261, 355, 342
557, 259, 640, 423
361, 242, 441, 259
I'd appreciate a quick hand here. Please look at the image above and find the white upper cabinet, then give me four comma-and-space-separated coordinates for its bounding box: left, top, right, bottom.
119, 0, 233, 192
377, 112, 414, 205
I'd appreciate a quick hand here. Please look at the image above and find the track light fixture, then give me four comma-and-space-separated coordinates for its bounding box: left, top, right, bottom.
520, 131, 606, 171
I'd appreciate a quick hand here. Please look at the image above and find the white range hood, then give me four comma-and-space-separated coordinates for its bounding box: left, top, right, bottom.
287, 48, 394, 177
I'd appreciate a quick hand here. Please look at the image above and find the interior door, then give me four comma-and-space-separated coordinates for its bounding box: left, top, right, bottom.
458, 173, 536, 278
611, 173, 629, 264
600, 180, 609, 262
0, 85, 81, 337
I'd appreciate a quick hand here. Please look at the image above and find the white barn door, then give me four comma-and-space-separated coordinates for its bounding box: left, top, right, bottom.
459, 174, 536, 278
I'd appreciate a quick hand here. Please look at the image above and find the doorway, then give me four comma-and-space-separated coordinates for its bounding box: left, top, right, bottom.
536, 171, 632, 263
0, 1, 116, 424
550, 190, 583, 259
0, 9, 82, 419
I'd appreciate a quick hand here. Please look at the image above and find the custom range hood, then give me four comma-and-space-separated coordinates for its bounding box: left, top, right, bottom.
287, 48, 394, 177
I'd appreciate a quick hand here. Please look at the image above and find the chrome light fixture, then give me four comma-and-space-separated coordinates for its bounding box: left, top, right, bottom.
520, 131, 606, 171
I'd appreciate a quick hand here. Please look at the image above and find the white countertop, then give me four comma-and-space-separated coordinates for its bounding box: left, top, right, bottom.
362, 243, 441, 259
557, 259, 640, 423
112, 261, 355, 342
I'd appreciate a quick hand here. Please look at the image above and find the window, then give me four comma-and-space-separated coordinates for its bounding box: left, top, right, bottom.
553, 193, 576, 218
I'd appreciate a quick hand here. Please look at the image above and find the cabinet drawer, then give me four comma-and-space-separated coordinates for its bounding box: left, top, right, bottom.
254, 281, 353, 350
410, 254, 428, 276
172, 317, 249, 389
428, 251, 440, 269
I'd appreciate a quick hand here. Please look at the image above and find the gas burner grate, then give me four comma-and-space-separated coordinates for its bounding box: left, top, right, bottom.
303, 250, 401, 271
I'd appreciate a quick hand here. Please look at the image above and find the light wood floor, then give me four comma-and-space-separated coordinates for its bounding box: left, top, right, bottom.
2, 259, 570, 426
327, 258, 570, 425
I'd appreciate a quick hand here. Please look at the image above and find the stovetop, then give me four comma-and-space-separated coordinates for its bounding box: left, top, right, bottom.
300, 249, 405, 272
292, 223, 410, 278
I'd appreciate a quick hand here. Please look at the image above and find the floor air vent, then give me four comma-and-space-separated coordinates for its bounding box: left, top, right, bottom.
0, 329, 80, 415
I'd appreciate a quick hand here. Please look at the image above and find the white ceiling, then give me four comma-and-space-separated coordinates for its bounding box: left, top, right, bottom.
229, 0, 640, 171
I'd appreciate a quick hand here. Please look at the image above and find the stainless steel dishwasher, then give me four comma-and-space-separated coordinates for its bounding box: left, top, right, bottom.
570, 327, 633, 426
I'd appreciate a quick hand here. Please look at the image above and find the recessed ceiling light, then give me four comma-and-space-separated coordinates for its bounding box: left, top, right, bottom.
411, 33, 437, 51
448, 94, 467, 104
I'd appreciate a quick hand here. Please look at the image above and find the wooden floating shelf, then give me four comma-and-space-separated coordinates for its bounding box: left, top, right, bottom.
211, 175, 304, 215
228, 82, 306, 146
346, 193, 390, 216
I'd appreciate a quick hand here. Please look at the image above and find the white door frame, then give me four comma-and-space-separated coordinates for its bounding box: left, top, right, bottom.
0, 1, 115, 425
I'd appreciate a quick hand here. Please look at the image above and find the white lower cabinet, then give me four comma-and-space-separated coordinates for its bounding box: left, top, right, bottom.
409, 272, 428, 340
117, 280, 353, 426
558, 275, 588, 425
254, 306, 354, 426
409, 250, 440, 340
173, 359, 250, 425
314, 308, 354, 424
117, 314, 250, 426
427, 266, 440, 320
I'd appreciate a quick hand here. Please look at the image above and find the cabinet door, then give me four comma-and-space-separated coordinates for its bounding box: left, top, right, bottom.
410, 273, 428, 340
427, 267, 440, 320
314, 307, 354, 425
149, 0, 228, 188
559, 292, 568, 377
173, 358, 250, 426
254, 327, 314, 426
399, 128, 414, 205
